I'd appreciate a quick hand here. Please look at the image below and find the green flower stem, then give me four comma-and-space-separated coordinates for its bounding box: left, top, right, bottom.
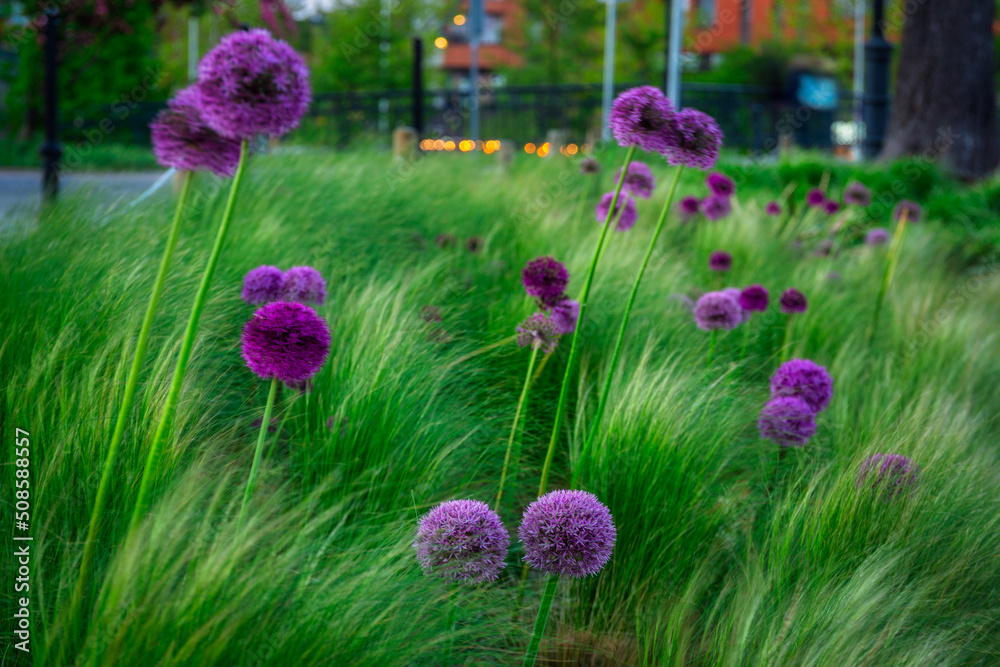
571, 165, 683, 490
535, 145, 635, 498
521, 575, 559, 667
129, 139, 250, 533
780, 315, 793, 363
707, 329, 718, 368
495, 346, 541, 512
868, 209, 910, 343
238, 376, 279, 529
445, 583, 459, 667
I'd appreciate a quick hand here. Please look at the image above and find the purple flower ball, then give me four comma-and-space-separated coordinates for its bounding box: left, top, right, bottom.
413, 499, 510, 584
706, 172, 735, 198
739, 284, 769, 312
679, 195, 701, 222
856, 454, 919, 498
701, 195, 732, 221
516, 312, 560, 354
608, 86, 678, 154
758, 396, 816, 447
770, 358, 834, 413
241, 301, 331, 384
765, 201, 782, 216
282, 266, 327, 306
615, 161, 656, 199
893, 200, 922, 223
667, 108, 723, 170
693, 291, 743, 331
823, 200, 841, 214
806, 188, 826, 207
721, 287, 749, 323
150, 87, 242, 177
550, 299, 581, 335
865, 227, 891, 245
196, 29, 311, 139
241, 265, 285, 305
779, 288, 808, 315
596, 192, 639, 232
843, 181, 872, 207
709, 250, 733, 273
519, 489, 616, 578
522, 256, 570, 308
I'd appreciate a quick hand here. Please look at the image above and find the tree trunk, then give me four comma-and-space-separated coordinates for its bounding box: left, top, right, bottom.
880, 0, 999, 181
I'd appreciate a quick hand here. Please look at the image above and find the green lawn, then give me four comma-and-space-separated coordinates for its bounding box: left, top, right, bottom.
2, 146, 1000, 665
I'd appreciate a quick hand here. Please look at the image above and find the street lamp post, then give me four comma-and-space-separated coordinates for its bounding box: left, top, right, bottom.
41, 8, 62, 203
862, 0, 893, 159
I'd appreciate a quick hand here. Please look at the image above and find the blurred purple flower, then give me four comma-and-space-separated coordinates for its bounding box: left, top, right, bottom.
519, 489, 616, 578
770, 358, 834, 413
608, 86, 678, 154
709, 250, 733, 272
779, 288, 808, 314
282, 266, 326, 306
667, 108, 723, 170
706, 172, 735, 198
522, 256, 570, 308
865, 227, 891, 245
694, 291, 743, 331
823, 200, 841, 214
579, 157, 601, 174
893, 200, 922, 223
701, 195, 731, 221
739, 284, 769, 312
758, 396, 816, 447
550, 299, 581, 334
843, 181, 872, 207
414, 499, 510, 584
679, 195, 701, 222
765, 201, 782, 216
806, 188, 826, 207
615, 161, 656, 199
516, 312, 560, 354
241, 265, 285, 305
596, 192, 639, 231
150, 86, 242, 177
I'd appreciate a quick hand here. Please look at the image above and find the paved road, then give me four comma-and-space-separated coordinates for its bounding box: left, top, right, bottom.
0, 169, 167, 220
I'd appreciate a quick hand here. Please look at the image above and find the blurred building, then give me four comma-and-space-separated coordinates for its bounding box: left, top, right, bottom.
436, 0, 524, 89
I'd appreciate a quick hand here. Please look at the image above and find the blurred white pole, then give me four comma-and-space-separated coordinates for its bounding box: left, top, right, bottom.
600, 0, 618, 142
187, 16, 198, 81
470, 0, 482, 142
667, 0, 683, 105
852, 0, 865, 160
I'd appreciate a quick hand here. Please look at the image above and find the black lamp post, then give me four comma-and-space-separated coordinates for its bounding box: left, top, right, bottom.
40, 7, 62, 202
862, 0, 893, 159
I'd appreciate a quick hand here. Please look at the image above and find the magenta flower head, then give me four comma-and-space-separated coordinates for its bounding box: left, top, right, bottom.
241, 301, 331, 384
823, 200, 841, 214
519, 489, 616, 578
282, 266, 326, 306
706, 172, 735, 198
856, 454, 919, 498
739, 284, 769, 312
241, 265, 285, 305
865, 227, 891, 245
843, 181, 872, 207
806, 188, 826, 207
667, 108, 723, 170
550, 299, 581, 335
694, 291, 742, 331
770, 358, 834, 413
780, 288, 808, 314
893, 200, 922, 223
608, 85, 678, 154
709, 250, 733, 273
516, 312, 560, 354
758, 396, 816, 447
150, 86, 242, 177
615, 161, 656, 199
413, 499, 510, 584
679, 195, 701, 222
522, 256, 570, 308
596, 192, 639, 231
701, 195, 731, 221
765, 201, 782, 216
196, 28, 311, 139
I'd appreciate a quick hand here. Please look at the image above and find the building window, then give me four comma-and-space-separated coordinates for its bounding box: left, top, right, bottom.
482, 14, 503, 45
695, 0, 716, 26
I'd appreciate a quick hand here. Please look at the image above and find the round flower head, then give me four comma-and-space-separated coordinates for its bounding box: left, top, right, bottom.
522, 256, 570, 308
770, 358, 834, 413
806, 188, 826, 207
516, 312, 560, 354
721, 287, 749, 323
779, 288, 808, 315
693, 291, 743, 331
615, 161, 656, 199
758, 396, 816, 447
856, 454, 919, 498
843, 181, 872, 207
823, 200, 841, 214
667, 107, 722, 170
241, 301, 331, 384
679, 195, 701, 222
282, 266, 326, 306
893, 200, 922, 223
196, 28, 311, 139
519, 489, 616, 578
150, 86, 242, 177
865, 227, 891, 245
413, 499, 510, 584
608, 85, 678, 154
709, 250, 733, 273
765, 201, 782, 216
701, 195, 731, 221
595, 192, 639, 231
550, 299, 581, 335
739, 284, 769, 312
241, 265, 285, 305
579, 156, 601, 174
706, 172, 735, 198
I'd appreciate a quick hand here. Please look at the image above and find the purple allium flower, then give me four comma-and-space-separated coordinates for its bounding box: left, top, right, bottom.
739, 284, 769, 312
721, 287, 749, 323
865, 227, 891, 245
779, 288, 808, 315
823, 200, 841, 214
770, 358, 834, 413
281, 266, 326, 306
701, 195, 731, 221
518, 489, 616, 578
667, 108, 723, 170
806, 188, 826, 207
814, 239, 835, 257
615, 161, 656, 199
196, 29, 311, 139
241, 301, 331, 384
413, 499, 510, 584
856, 454, 919, 498
693, 291, 743, 331
608, 85, 678, 154
765, 201, 782, 216
709, 250, 733, 273
516, 312, 560, 354
150, 87, 242, 177
706, 172, 735, 198
241, 265, 285, 305
522, 256, 570, 309
843, 181, 872, 207
758, 396, 816, 447
595, 192, 639, 231
579, 156, 601, 174
679, 195, 701, 222
550, 299, 581, 335
465, 236, 484, 253
893, 200, 922, 223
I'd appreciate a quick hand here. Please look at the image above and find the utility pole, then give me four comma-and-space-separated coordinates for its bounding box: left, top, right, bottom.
666, 0, 683, 105
41, 8, 61, 203
601, 0, 619, 142
469, 0, 483, 143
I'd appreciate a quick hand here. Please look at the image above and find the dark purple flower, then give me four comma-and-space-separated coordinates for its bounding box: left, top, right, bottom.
465, 236, 484, 253
615, 161, 656, 199
706, 172, 735, 198
701, 195, 731, 221
241, 265, 285, 305
893, 200, 922, 223
516, 312, 560, 354
608, 86, 678, 154
241, 301, 331, 384
550, 299, 581, 335
779, 288, 808, 315
739, 284, 769, 312
282, 266, 326, 306
843, 181, 872, 207
806, 188, 826, 207
758, 396, 816, 447
522, 256, 570, 308
196, 29, 311, 139
856, 454, 919, 498
693, 291, 742, 331
519, 489, 616, 578
596, 192, 639, 231
770, 358, 834, 413
667, 108, 723, 170
823, 200, 841, 214
709, 250, 733, 273
865, 227, 891, 245
679, 195, 701, 222
765, 201, 782, 216
579, 157, 601, 174
150, 86, 242, 177
413, 499, 510, 584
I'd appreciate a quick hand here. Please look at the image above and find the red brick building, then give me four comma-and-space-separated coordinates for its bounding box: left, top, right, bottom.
438, 0, 524, 87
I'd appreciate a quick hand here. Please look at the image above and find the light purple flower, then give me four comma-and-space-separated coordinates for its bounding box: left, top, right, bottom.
522, 256, 570, 308
241, 265, 285, 305
694, 291, 742, 331
770, 358, 834, 413
241, 301, 331, 384
856, 454, 919, 498
615, 161, 656, 199
701, 195, 731, 221
516, 312, 560, 354
843, 181, 871, 207
550, 299, 580, 335
519, 489, 616, 578
709, 250, 733, 273
758, 396, 816, 447
706, 172, 735, 198
413, 499, 510, 584
679, 195, 701, 222
608, 86, 678, 154
893, 200, 922, 223
739, 284, 769, 312
765, 201, 782, 216
282, 266, 326, 306
150, 86, 242, 177
596, 192, 639, 231
721, 287, 749, 323
806, 188, 826, 207
779, 288, 807, 314
865, 227, 891, 245
667, 108, 723, 170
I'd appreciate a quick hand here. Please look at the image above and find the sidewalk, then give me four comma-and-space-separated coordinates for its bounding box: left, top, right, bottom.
0, 169, 166, 219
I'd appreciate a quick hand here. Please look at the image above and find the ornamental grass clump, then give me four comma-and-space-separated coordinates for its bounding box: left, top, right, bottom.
856, 454, 920, 499
870, 200, 923, 342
